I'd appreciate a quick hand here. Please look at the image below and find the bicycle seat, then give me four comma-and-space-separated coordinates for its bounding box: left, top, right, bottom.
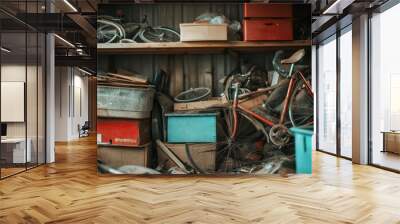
281, 49, 305, 64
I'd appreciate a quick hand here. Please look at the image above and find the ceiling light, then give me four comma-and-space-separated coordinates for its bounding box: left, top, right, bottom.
54, 34, 75, 48
78, 67, 93, 76
63, 0, 78, 12
323, 0, 354, 15
1, 47, 11, 53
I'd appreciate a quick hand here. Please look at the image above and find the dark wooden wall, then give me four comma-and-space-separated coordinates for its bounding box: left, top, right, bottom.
98, 3, 311, 98
99, 3, 242, 31
98, 53, 280, 97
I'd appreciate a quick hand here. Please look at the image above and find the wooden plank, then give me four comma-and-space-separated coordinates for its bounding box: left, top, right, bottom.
97, 40, 312, 55
198, 55, 213, 90
107, 73, 148, 84
184, 55, 198, 90
239, 94, 268, 110
172, 55, 184, 97
212, 54, 226, 95
173, 94, 267, 112
174, 97, 228, 111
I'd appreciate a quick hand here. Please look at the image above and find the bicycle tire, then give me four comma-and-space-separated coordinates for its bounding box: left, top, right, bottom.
97, 19, 126, 43
217, 108, 269, 173
139, 26, 180, 43
288, 78, 313, 127
174, 87, 211, 103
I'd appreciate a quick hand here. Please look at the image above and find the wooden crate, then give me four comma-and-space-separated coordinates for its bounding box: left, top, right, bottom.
157, 143, 216, 172
180, 23, 228, 42
97, 144, 150, 167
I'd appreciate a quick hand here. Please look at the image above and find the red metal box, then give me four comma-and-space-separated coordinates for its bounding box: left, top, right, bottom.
243, 19, 293, 41
97, 118, 151, 146
243, 3, 292, 18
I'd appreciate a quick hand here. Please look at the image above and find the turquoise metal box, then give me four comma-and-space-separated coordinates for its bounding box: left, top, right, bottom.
166, 113, 217, 143
290, 126, 313, 174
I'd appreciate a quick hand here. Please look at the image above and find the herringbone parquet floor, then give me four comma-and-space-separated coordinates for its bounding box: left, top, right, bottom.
1, 136, 400, 224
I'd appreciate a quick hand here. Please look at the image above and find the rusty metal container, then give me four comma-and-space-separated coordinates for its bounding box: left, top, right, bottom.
97, 86, 155, 119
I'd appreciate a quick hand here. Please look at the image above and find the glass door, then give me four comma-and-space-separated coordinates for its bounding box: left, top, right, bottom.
317, 35, 337, 154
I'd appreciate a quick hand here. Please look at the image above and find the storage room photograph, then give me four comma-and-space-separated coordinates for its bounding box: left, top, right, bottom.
96, 1, 313, 175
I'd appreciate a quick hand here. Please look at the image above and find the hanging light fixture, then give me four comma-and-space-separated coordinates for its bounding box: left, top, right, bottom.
54, 34, 75, 48
63, 0, 78, 12
1, 47, 11, 53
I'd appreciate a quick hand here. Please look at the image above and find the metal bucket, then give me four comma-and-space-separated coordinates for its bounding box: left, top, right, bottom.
97, 86, 155, 119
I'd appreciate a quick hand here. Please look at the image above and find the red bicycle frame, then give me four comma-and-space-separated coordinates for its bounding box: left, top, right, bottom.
231, 70, 313, 132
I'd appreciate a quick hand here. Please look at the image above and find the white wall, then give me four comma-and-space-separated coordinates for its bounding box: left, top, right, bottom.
55, 67, 89, 141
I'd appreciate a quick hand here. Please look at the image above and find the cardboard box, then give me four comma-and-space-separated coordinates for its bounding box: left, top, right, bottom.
157, 143, 216, 172
97, 144, 150, 167
180, 23, 228, 42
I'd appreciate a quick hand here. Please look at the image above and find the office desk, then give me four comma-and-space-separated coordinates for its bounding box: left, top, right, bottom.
1, 138, 32, 164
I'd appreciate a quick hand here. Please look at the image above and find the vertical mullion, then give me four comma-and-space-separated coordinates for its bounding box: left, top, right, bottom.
316, 45, 320, 150
36, 0, 39, 167
336, 30, 341, 157
44, 0, 48, 164
367, 11, 373, 165
25, 0, 28, 171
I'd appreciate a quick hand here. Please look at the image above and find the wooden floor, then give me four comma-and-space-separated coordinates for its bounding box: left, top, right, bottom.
372, 150, 400, 171
1, 137, 400, 223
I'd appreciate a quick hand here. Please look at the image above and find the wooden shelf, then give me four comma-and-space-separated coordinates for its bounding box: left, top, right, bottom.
97, 40, 312, 55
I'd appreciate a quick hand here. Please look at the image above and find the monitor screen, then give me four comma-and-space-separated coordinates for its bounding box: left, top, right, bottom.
1, 123, 7, 137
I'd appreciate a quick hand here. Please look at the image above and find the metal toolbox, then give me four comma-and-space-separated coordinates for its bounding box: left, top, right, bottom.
97, 118, 151, 146
97, 86, 155, 119
243, 3, 292, 18
243, 18, 293, 41
157, 143, 216, 172
166, 113, 217, 143
180, 23, 228, 42
97, 144, 150, 168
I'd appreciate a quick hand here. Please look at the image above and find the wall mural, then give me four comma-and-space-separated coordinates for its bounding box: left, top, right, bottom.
97, 2, 313, 175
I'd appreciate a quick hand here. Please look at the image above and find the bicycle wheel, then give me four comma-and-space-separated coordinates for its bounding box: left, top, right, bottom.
216, 108, 269, 173
97, 19, 126, 43
288, 78, 313, 127
174, 88, 211, 103
139, 27, 180, 43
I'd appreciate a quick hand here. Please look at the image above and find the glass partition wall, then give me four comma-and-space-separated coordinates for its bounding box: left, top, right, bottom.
370, 3, 400, 171
0, 2, 46, 179
316, 25, 353, 159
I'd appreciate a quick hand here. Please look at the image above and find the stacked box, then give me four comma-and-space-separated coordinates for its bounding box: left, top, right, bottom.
157, 143, 216, 173
98, 144, 150, 168
165, 113, 217, 143
243, 3, 293, 41
97, 118, 150, 146
97, 86, 154, 168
